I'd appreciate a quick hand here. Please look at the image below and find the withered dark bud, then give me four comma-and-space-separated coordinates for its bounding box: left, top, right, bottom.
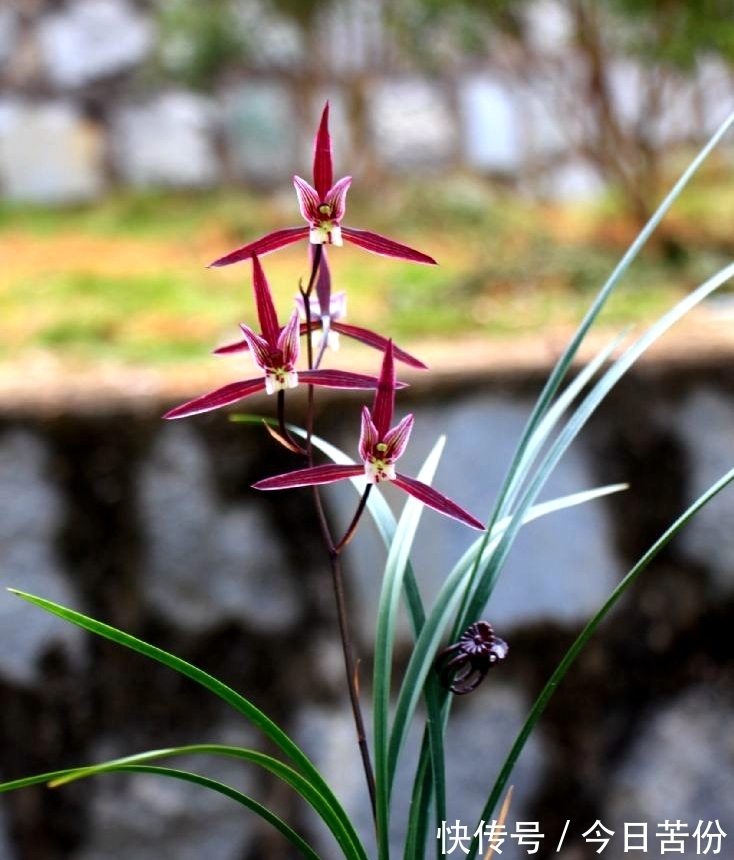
435, 621, 508, 695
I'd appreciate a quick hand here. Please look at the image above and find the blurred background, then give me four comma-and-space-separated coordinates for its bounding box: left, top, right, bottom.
2, 2, 734, 860
2, 0, 734, 374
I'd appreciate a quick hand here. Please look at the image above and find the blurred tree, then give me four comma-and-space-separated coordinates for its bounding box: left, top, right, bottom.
388, 0, 734, 230
151, 0, 251, 91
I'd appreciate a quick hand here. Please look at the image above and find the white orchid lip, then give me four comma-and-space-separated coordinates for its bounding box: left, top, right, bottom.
310, 224, 343, 245
265, 368, 299, 395
364, 458, 396, 484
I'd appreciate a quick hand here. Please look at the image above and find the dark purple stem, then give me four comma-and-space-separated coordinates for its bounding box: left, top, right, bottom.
299, 245, 377, 827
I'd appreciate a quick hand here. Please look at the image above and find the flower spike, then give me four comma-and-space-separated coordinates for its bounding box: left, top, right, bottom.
254, 342, 485, 531
209, 102, 437, 267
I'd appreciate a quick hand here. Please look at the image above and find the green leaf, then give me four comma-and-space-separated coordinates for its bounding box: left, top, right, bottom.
389, 480, 627, 787
89, 762, 325, 860
459, 257, 734, 631
455, 107, 734, 636
373, 437, 445, 860
3, 756, 323, 860
469, 462, 734, 860
48, 744, 358, 860
5, 592, 369, 860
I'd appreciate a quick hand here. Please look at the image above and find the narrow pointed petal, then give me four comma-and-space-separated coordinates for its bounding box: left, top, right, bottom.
251, 256, 280, 344
315, 248, 332, 316
238, 324, 272, 371
213, 338, 249, 355
312, 102, 333, 199
293, 176, 322, 222
382, 413, 414, 462
359, 405, 379, 462
330, 322, 427, 369
372, 340, 396, 438
324, 176, 352, 222
254, 462, 362, 490
393, 474, 486, 531
299, 369, 386, 390
208, 227, 309, 267
277, 308, 301, 367
163, 379, 267, 419
341, 227, 437, 265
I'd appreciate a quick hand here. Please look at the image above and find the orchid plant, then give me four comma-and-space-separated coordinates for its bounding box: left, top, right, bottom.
3, 101, 734, 860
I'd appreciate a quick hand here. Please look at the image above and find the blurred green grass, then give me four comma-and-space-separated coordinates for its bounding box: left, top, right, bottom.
1, 175, 730, 369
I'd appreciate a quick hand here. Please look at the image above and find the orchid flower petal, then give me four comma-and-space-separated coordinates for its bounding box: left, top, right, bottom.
393, 473, 486, 531
163, 378, 267, 419
324, 176, 352, 222
330, 322, 427, 369
254, 462, 363, 491
381, 413, 415, 462
372, 341, 396, 438
315, 249, 333, 317
341, 227, 437, 265
208, 227, 310, 267
299, 369, 384, 390
293, 176, 322, 223
251, 256, 280, 345
359, 405, 380, 463
212, 338, 249, 355
312, 102, 334, 199
277, 308, 302, 367
238, 324, 272, 372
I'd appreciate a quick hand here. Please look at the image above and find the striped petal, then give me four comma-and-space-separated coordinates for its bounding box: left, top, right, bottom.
254, 463, 362, 490
312, 102, 334, 199
299, 369, 384, 390
330, 322, 427, 369
358, 405, 379, 463
372, 340, 396, 438
382, 413, 414, 462
163, 378, 267, 419
293, 176, 322, 223
213, 337, 248, 355
251, 256, 280, 345
208, 227, 309, 267
324, 176, 352, 222
341, 227, 437, 265
238, 324, 272, 372
393, 473, 485, 531
277, 309, 301, 368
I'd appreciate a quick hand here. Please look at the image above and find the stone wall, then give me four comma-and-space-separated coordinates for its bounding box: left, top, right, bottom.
1, 0, 731, 204
1, 357, 734, 860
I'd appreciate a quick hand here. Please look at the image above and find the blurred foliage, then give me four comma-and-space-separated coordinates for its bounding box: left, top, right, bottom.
150, 0, 251, 90
3, 177, 731, 367
268, 0, 336, 28
608, 0, 734, 68
394, 0, 734, 69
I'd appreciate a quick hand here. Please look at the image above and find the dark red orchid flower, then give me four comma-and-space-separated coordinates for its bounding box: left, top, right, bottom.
209, 103, 437, 268
163, 257, 384, 420
253, 341, 485, 531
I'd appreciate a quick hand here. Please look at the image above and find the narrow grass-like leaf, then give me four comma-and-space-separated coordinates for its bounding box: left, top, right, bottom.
47, 744, 354, 860
373, 438, 445, 860
5, 591, 368, 860
403, 741, 433, 860
388, 483, 627, 796
456, 108, 734, 645
3, 759, 324, 860
492, 109, 734, 515
467, 463, 734, 860
459, 258, 734, 631
91, 764, 325, 860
